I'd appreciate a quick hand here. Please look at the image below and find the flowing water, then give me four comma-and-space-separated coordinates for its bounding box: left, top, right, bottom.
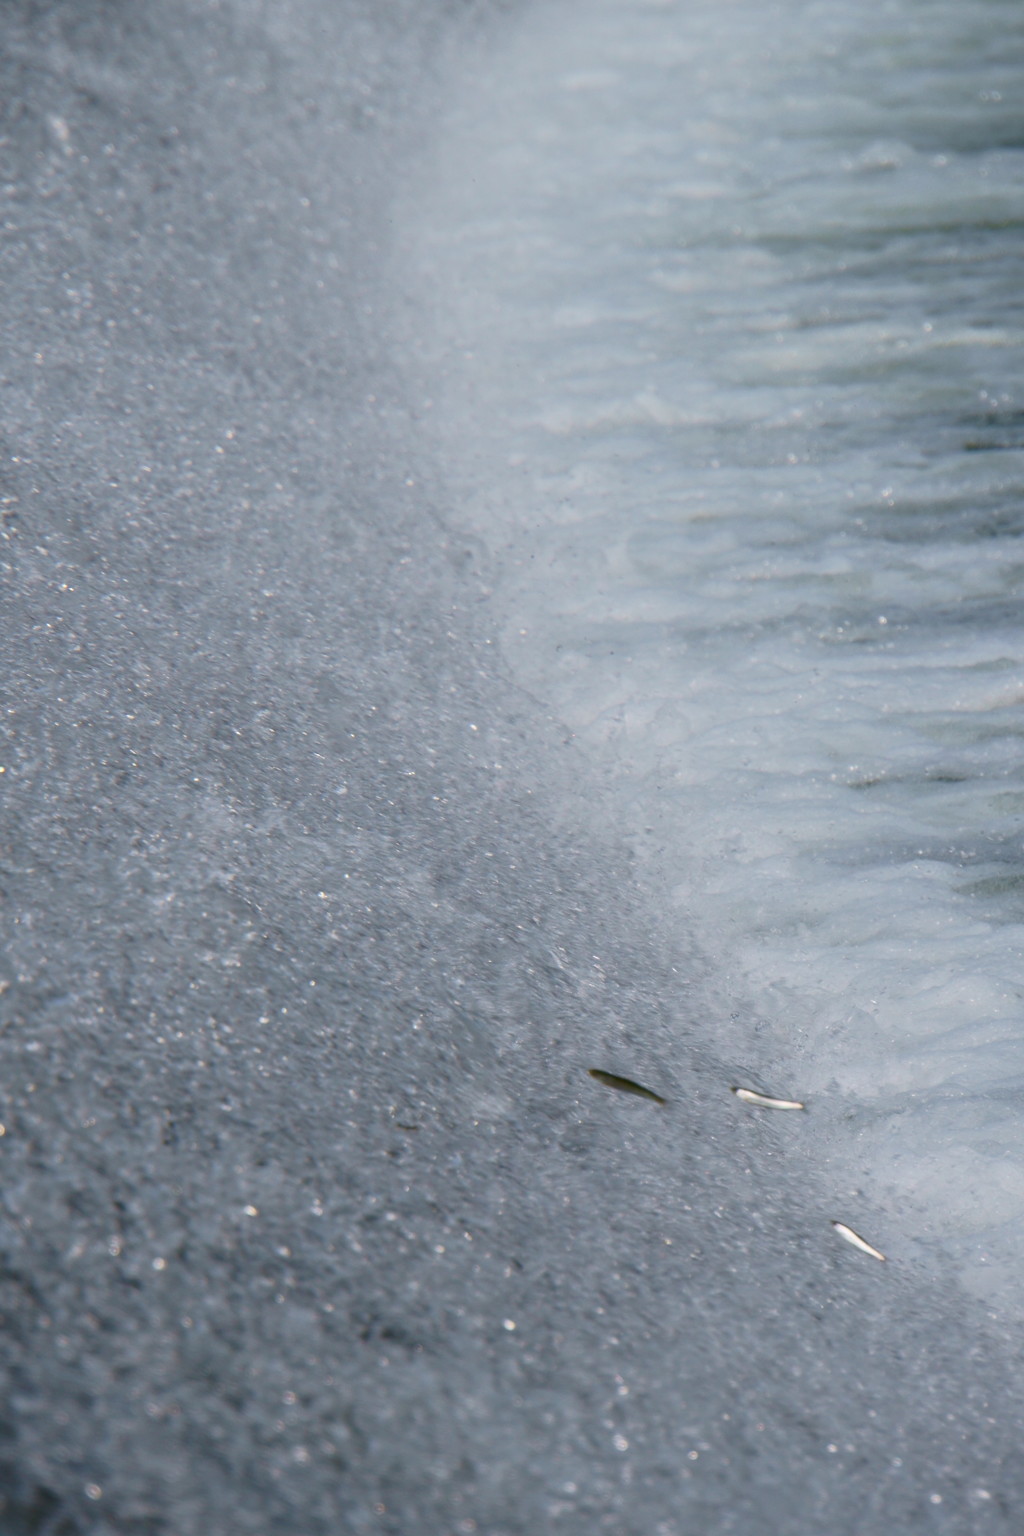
401, 0, 1024, 1307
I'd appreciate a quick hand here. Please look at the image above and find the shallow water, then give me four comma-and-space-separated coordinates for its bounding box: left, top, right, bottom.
12, 2, 1024, 1526
404, 0, 1024, 1304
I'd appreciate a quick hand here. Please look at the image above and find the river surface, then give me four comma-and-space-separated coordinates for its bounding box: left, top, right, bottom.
403, 0, 1024, 1307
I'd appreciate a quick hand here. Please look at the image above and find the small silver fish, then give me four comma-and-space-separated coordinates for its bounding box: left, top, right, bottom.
731, 1086, 805, 1111
831, 1220, 886, 1262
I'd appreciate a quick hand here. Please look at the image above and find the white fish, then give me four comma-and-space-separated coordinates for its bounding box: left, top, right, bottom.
831, 1221, 886, 1262
731, 1086, 805, 1111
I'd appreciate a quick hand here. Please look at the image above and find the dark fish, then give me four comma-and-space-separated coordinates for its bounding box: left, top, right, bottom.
588, 1069, 666, 1105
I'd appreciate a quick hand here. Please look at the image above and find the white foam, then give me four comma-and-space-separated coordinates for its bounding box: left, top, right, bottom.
402, 0, 1024, 1305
